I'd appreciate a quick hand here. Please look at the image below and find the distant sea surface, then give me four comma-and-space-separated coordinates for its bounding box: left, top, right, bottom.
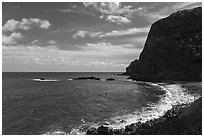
2, 72, 176, 134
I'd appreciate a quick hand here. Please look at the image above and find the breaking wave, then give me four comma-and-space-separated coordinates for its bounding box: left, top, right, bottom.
43, 130, 68, 135
31, 78, 58, 82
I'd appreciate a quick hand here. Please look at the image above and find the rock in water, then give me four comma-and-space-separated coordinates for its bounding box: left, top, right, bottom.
97, 125, 113, 135
125, 123, 137, 132
105, 78, 115, 81
35, 78, 45, 80
73, 76, 100, 80
126, 7, 202, 82
87, 127, 97, 135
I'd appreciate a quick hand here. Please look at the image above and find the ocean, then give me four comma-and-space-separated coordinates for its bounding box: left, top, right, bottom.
2, 72, 200, 135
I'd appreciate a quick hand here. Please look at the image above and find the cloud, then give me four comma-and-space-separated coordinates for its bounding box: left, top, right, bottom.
2, 32, 23, 45
99, 27, 150, 37
83, 2, 133, 15
83, 2, 138, 24
58, 9, 77, 13
72, 30, 87, 39
85, 42, 138, 53
108, 36, 147, 49
2, 42, 133, 67
72, 30, 103, 39
106, 15, 131, 24
137, 2, 201, 23
72, 26, 149, 40
57, 8, 97, 18
3, 18, 51, 32
2, 45, 70, 65
172, 2, 201, 10
3, 40, 142, 71
83, 2, 201, 24
30, 39, 42, 46
84, 61, 127, 68
48, 40, 57, 45
90, 32, 103, 37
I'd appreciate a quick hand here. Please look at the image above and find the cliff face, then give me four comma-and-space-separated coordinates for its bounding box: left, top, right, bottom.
126, 7, 202, 81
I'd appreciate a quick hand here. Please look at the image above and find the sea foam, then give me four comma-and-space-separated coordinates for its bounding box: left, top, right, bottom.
31, 78, 58, 82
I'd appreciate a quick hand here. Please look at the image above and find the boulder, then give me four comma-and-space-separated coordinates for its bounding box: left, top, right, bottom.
87, 127, 97, 135
125, 123, 137, 132
34, 78, 45, 80
105, 78, 115, 81
97, 125, 113, 135
73, 76, 100, 80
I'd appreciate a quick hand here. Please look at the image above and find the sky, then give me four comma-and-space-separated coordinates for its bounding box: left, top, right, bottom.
2, 2, 202, 72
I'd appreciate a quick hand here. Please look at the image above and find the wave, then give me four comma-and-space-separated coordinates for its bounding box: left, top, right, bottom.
31, 78, 58, 82
69, 82, 201, 134
43, 129, 68, 135
68, 78, 113, 81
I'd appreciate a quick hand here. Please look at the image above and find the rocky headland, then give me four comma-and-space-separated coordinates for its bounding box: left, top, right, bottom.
125, 7, 202, 82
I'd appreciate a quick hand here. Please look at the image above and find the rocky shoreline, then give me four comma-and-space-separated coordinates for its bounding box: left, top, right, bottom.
86, 82, 202, 135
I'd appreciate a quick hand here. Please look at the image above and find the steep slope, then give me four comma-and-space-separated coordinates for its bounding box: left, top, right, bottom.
126, 7, 202, 81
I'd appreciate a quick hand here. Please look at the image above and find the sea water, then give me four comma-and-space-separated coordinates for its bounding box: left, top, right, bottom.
2, 72, 200, 135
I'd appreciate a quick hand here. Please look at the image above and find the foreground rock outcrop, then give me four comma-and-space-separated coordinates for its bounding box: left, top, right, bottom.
126, 7, 202, 81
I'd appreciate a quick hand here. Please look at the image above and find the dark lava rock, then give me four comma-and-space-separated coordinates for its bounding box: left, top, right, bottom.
113, 129, 125, 135
126, 7, 202, 82
34, 78, 45, 80
125, 123, 138, 132
106, 78, 115, 81
97, 125, 113, 135
87, 127, 97, 135
73, 76, 100, 80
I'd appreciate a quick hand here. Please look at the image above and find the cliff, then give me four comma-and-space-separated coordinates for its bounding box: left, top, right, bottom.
126, 7, 202, 82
